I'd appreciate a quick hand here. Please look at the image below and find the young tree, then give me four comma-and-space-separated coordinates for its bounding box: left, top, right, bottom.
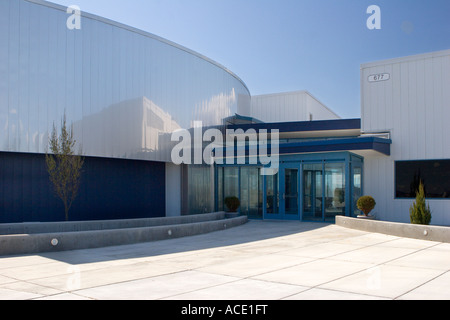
46, 114, 84, 221
410, 182, 432, 225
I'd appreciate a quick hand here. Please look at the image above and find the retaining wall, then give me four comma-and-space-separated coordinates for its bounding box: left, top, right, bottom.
0, 212, 248, 256
336, 216, 450, 243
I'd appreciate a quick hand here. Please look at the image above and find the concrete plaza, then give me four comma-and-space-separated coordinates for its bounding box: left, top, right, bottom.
0, 220, 449, 300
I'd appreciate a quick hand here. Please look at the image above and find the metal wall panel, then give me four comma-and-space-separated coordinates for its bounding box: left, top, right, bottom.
361, 50, 450, 226
0, 151, 166, 223
0, 0, 9, 151
0, 0, 251, 163
251, 91, 340, 123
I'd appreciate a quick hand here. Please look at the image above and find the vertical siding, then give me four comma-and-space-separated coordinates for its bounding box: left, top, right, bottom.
0, 152, 166, 223
251, 91, 340, 123
361, 50, 450, 225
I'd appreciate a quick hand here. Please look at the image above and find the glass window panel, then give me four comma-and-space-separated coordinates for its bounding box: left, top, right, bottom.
284, 169, 299, 215
217, 167, 223, 211
222, 167, 239, 210
396, 160, 450, 199
303, 163, 323, 221
240, 167, 262, 218
352, 166, 362, 217
266, 172, 279, 214
187, 166, 212, 214
241, 168, 249, 215
224, 167, 239, 197
325, 163, 346, 221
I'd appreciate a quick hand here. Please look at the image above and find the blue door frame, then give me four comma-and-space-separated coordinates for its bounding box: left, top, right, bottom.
216, 152, 364, 222
262, 152, 364, 221
264, 163, 301, 220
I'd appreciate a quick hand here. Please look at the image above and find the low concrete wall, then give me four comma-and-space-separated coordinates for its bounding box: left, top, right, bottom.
336, 216, 450, 243
0, 212, 227, 235
0, 213, 248, 256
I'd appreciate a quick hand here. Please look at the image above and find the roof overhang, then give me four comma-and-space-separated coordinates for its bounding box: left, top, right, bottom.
278, 137, 392, 156
226, 118, 362, 139
214, 136, 392, 160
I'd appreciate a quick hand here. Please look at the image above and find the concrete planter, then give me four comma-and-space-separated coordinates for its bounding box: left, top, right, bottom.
0, 212, 249, 256
225, 212, 240, 219
336, 216, 450, 243
357, 215, 376, 220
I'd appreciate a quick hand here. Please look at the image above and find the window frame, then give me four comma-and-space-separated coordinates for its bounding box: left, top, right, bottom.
395, 159, 450, 199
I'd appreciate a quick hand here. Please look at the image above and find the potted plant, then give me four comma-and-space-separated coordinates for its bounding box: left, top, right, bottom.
224, 196, 240, 218
356, 196, 376, 219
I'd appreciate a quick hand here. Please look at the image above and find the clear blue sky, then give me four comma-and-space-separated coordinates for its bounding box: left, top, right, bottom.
51, 0, 450, 118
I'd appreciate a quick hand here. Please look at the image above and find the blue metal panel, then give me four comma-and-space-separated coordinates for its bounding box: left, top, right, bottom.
279, 137, 391, 156
0, 152, 166, 223
216, 137, 391, 163
227, 118, 361, 133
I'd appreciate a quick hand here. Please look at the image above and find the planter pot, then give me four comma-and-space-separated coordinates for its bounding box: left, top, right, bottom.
357, 215, 376, 220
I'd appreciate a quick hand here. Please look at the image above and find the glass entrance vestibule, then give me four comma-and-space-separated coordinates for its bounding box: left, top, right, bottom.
216, 152, 363, 222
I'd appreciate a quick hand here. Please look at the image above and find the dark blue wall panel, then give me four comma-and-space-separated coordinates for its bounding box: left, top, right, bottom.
0, 152, 166, 223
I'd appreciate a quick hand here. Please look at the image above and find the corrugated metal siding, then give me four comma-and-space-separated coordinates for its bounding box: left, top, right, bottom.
251, 91, 340, 123
0, 152, 166, 223
361, 50, 450, 225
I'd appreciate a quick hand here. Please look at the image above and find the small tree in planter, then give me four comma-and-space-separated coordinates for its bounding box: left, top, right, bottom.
46, 114, 84, 222
357, 196, 376, 217
224, 196, 240, 213
410, 182, 432, 225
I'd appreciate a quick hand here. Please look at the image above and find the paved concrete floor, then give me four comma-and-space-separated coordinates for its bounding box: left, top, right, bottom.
0, 220, 449, 300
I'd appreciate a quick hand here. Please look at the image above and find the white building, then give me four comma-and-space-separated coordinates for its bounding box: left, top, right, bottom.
251, 90, 340, 123
1, 0, 448, 226
361, 49, 450, 225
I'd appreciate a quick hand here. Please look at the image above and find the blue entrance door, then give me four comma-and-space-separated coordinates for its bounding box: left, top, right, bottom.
281, 165, 300, 220
265, 164, 300, 220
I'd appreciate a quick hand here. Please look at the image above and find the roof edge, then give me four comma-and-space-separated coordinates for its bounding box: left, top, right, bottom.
26, 0, 250, 94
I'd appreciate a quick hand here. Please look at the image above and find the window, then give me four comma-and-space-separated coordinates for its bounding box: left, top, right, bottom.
395, 160, 450, 199
217, 167, 239, 211
325, 163, 346, 220
186, 166, 213, 214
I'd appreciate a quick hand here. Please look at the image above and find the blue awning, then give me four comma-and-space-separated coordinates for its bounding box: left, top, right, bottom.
278, 137, 391, 156
214, 136, 392, 159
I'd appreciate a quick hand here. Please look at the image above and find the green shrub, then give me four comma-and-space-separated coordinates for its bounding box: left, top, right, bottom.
357, 196, 376, 216
224, 196, 240, 212
410, 182, 432, 225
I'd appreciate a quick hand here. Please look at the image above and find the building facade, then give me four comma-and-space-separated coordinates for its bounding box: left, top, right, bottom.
0, 0, 449, 226
0, 0, 250, 222
361, 50, 450, 226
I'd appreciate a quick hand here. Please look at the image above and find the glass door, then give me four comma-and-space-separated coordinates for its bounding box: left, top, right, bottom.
264, 164, 300, 220
265, 171, 280, 219
282, 167, 300, 219
303, 163, 324, 221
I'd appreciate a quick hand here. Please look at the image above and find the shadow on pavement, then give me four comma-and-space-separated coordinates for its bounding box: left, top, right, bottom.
36, 220, 331, 265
